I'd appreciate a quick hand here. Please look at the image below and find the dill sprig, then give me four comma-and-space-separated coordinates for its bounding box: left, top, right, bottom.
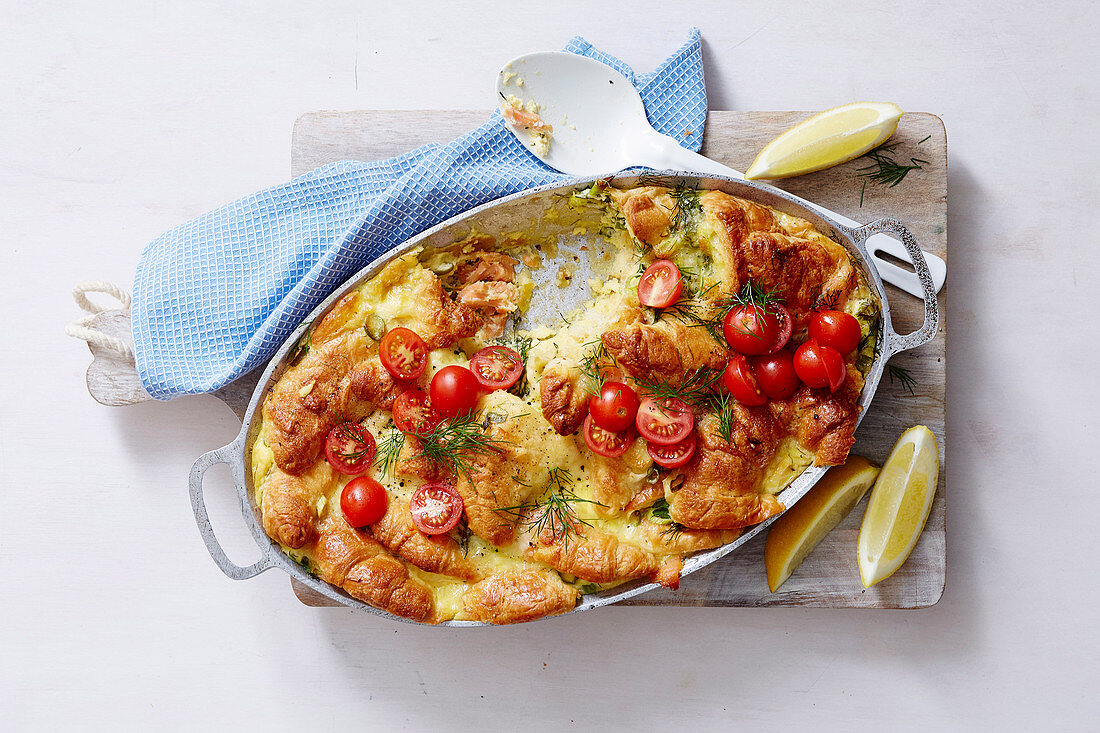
415, 411, 511, 485
635, 174, 702, 235
374, 429, 406, 477
714, 391, 736, 445
635, 366, 723, 410
886, 363, 917, 394
579, 339, 618, 396
495, 468, 606, 550
373, 412, 511, 484
855, 141, 930, 202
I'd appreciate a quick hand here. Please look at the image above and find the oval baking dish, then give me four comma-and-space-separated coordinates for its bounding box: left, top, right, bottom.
189, 172, 940, 626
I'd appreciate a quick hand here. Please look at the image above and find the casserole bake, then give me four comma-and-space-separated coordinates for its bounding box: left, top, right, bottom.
190, 172, 939, 626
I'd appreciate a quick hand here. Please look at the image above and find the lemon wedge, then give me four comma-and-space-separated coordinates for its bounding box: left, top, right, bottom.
744, 102, 903, 180
857, 425, 940, 587
765, 456, 879, 592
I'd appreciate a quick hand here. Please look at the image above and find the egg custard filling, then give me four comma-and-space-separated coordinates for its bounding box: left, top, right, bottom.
249, 180, 880, 624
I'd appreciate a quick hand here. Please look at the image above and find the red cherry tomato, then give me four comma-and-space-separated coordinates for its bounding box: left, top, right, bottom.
469, 346, 524, 390
765, 304, 793, 353
589, 381, 641, 434
752, 350, 801, 400
429, 365, 482, 417
722, 354, 766, 406
324, 421, 377, 475
379, 327, 429, 381
409, 483, 465, 535
391, 389, 444, 435
809, 310, 862, 355
340, 476, 388, 528
647, 432, 697, 469
635, 397, 694, 445
723, 304, 780, 355
637, 260, 683, 308
582, 414, 634, 458
794, 340, 846, 392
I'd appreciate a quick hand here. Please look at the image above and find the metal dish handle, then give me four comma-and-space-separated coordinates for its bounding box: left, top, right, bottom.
853, 218, 941, 355
189, 439, 276, 580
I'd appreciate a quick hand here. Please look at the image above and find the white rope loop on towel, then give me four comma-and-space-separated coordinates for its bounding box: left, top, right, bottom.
65, 281, 135, 362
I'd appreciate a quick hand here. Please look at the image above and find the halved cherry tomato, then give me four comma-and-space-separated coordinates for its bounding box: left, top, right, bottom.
324, 421, 377, 475
341, 476, 388, 528
809, 310, 862, 355
582, 414, 634, 458
429, 365, 482, 417
469, 345, 524, 390
410, 483, 465, 535
765, 304, 793, 354
794, 339, 846, 392
647, 432, 697, 469
635, 397, 694, 445
723, 354, 766, 406
723, 304, 780, 355
637, 260, 683, 309
391, 389, 444, 435
753, 350, 801, 400
379, 327, 429, 381
589, 381, 641, 434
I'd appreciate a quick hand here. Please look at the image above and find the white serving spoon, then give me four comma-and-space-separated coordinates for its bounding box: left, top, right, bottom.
496, 52, 946, 298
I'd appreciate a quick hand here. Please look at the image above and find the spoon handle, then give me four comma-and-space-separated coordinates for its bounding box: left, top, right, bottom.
635, 131, 947, 298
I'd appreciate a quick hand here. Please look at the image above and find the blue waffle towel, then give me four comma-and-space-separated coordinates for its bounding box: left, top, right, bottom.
132, 30, 706, 399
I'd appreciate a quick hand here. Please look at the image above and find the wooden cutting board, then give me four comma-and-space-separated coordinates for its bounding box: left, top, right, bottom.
284, 109, 948, 609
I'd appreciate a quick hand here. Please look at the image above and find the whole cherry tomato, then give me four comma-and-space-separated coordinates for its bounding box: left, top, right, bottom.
809, 310, 862, 355
752, 350, 801, 400
341, 476, 388, 528
723, 304, 780, 355
589, 381, 641, 434
429, 365, 482, 417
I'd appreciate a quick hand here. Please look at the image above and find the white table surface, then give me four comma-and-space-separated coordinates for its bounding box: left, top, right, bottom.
4, 1, 1097, 729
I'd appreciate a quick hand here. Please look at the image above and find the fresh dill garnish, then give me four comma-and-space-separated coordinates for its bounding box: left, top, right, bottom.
812, 288, 843, 310
374, 429, 406, 477
635, 174, 701, 235
855, 141, 928, 195
495, 468, 606, 550
373, 412, 511, 484
579, 339, 618, 395
414, 411, 511, 485
714, 391, 736, 445
634, 366, 723, 410
886, 363, 917, 394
